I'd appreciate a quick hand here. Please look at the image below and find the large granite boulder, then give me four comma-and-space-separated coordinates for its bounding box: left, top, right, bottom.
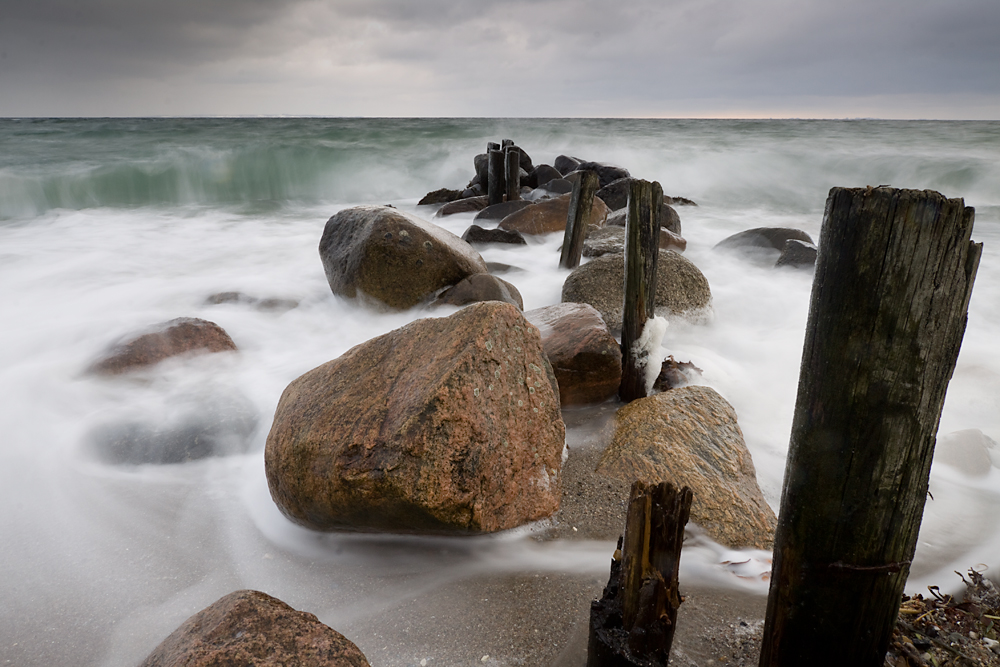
524, 303, 621, 406
596, 386, 777, 549
561, 252, 712, 331
87, 318, 237, 375
139, 590, 370, 667
582, 225, 686, 259
433, 273, 524, 310
498, 193, 610, 235
265, 302, 565, 534
319, 205, 488, 310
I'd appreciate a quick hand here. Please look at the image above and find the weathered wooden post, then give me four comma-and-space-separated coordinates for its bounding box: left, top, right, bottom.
504, 145, 521, 202
487, 143, 504, 206
559, 169, 599, 269
759, 187, 982, 667
619, 179, 663, 403
588, 481, 692, 667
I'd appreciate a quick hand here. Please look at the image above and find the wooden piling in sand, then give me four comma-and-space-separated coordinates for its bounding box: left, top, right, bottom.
588, 481, 692, 667
759, 187, 982, 667
559, 169, 599, 270
619, 179, 663, 403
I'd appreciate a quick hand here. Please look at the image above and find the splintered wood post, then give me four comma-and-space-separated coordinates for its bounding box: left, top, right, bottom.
487, 147, 505, 206
759, 187, 982, 667
588, 481, 693, 667
504, 145, 521, 201
559, 169, 599, 269
619, 179, 663, 402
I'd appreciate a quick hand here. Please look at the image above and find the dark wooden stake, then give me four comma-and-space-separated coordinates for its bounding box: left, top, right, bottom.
759, 187, 982, 667
487, 147, 505, 206
588, 481, 692, 667
559, 169, 599, 269
504, 146, 521, 202
619, 179, 663, 403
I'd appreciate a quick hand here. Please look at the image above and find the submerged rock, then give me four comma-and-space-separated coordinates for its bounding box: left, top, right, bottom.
265, 302, 565, 534
715, 227, 814, 266
319, 205, 487, 310
524, 302, 621, 406
139, 590, 370, 667
87, 318, 238, 375
205, 291, 298, 312
85, 390, 258, 465
561, 252, 712, 331
596, 386, 777, 549
604, 198, 682, 235
433, 273, 524, 310
498, 193, 609, 235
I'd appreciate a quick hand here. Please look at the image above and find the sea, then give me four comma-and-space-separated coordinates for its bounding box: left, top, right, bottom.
1, 118, 999, 666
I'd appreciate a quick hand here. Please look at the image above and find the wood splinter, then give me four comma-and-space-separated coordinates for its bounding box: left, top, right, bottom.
588, 480, 693, 667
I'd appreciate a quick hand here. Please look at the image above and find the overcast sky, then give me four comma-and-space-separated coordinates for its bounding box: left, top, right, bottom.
1, 0, 998, 118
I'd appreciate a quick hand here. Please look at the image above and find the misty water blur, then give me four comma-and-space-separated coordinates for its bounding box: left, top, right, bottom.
1, 118, 999, 666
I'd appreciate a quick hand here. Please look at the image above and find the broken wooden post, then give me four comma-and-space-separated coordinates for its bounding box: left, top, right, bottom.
559, 169, 599, 270
619, 179, 663, 403
759, 187, 982, 667
588, 481, 692, 667
504, 145, 521, 202
487, 146, 505, 206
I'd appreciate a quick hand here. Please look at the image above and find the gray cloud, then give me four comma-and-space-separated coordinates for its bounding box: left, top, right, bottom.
0, 0, 997, 117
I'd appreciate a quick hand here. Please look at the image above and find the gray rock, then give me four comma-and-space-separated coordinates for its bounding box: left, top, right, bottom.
715, 227, 815, 265
554, 155, 582, 176
774, 239, 818, 268
319, 205, 487, 310
561, 252, 712, 331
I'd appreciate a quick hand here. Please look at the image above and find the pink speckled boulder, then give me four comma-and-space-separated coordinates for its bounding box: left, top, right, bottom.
265, 301, 565, 534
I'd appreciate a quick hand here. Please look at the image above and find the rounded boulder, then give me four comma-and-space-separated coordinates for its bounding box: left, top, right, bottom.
265, 301, 565, 534
319, 205, 488, 310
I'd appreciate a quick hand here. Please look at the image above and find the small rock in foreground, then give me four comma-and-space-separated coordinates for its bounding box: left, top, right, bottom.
139, 589, 370, 667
